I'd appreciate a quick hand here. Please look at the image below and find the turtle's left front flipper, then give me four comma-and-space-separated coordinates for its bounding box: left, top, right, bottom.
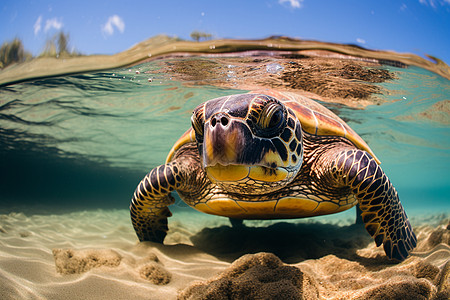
334, 149, 417, 261
130, 145, 203, 243
130, 163, 181, 243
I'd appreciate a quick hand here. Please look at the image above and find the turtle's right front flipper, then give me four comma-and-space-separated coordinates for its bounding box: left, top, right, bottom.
333, 149, 417, 261
130, 162, 182, 243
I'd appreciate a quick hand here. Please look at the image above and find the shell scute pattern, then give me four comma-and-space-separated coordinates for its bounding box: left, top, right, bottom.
257, 90, 380, 164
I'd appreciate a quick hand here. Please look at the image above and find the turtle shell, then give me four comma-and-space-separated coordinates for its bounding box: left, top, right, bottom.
166, 90, 380, 164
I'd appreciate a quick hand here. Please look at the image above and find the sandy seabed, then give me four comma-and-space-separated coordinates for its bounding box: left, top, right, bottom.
0, 208, 448, 300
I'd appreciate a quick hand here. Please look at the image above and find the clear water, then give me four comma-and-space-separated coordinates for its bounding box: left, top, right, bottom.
0, 58, 449, 218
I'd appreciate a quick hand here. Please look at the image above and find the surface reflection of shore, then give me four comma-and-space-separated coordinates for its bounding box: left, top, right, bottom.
1, 35, 448, 87
157, 55, 396, 108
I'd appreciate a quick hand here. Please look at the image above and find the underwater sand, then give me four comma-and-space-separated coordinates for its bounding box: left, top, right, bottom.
0, 208, 448, 299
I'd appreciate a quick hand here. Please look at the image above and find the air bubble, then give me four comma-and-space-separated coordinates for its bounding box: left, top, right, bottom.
266, 63, 284, 74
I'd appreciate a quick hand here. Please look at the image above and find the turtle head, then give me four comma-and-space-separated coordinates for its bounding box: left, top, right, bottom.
191, 93, 303, 194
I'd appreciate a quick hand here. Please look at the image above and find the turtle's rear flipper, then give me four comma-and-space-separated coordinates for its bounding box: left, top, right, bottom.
334, 149, 417, 261
355, 204, 363, 224
229, 218, 245, 228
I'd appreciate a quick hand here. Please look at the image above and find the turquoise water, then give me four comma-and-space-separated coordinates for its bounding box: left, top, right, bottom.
329, 65, 450, 215
0, 58, 448, 217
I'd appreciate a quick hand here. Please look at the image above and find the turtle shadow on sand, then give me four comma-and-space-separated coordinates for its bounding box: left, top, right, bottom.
190, 220, 385, 264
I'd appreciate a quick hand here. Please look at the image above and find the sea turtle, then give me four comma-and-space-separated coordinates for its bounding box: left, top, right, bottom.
130, 90, 417, 261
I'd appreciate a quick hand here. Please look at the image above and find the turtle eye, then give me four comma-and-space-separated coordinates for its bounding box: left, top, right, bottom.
191, 114, 204, 141
256, 102, 286, 137
268, 108, 283, 128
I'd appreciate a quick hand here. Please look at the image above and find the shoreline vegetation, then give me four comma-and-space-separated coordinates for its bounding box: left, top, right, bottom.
0, 34, 449, 87
0, 32, 81, 70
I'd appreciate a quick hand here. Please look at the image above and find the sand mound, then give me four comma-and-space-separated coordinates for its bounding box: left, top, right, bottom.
53, 246, 172, 284
178, 252, 319, 300
300, 254, 449, 299
139, 261, 172, 285
52, 248, 122, 274
417, 221, 450, 251
180, 252, 449, 300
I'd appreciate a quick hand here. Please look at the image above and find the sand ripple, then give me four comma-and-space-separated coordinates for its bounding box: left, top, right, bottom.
0, 209, 448, 299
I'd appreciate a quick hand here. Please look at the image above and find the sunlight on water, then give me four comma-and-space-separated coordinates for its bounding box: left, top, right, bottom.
0, 54, 448, 215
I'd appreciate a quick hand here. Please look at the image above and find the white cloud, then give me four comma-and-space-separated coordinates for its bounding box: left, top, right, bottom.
356, 38, 366, 44
34, 15, 42, 35
279, 0, 304, 9
102, 15, 125, 36
44, 18, 63, 32
420, 0, 436, 7
419, 0, 450, 7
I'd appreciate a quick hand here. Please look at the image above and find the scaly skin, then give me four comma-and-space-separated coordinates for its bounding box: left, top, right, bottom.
130, 133, 417, 260
130, 163, 177, 243
330, 148, 417, 260
130, 145, 206, 242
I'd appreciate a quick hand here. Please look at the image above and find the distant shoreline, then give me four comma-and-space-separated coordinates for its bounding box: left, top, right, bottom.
1, 35, 449, 87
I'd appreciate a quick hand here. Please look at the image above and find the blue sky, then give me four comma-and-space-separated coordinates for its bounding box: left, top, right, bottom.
1, 0, 450, 63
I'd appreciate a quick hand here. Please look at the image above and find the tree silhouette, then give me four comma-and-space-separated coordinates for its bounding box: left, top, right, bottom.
40, 31, 80, 57
190, 31, 213, 42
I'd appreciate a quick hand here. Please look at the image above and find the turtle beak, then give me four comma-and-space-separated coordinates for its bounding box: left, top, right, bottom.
202, 113, 242, 168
